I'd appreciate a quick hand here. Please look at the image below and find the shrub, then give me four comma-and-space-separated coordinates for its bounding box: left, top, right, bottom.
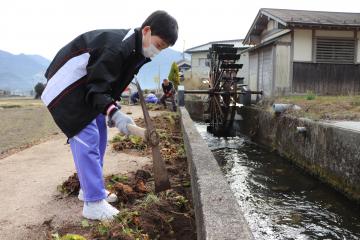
305, 90, 316, 100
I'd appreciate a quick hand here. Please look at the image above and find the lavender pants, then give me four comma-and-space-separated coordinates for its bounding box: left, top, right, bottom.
69, 114, 107, 202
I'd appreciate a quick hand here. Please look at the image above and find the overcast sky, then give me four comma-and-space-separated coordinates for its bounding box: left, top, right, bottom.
1, 0, 359, 59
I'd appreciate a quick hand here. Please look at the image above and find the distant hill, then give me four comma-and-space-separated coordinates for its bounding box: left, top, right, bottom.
0, 50, 50, 92
0, 48, 188, 93
27, 55, 51, 68
136, 48, 189, 90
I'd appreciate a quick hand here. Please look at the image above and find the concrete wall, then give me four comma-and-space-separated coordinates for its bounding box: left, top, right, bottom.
293, 29, 313, 62
238, 107, 360, 203
180, 107, 254, 240
184, 100, 205, 121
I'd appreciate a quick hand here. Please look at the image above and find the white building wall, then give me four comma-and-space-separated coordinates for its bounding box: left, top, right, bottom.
274, 44, 291, 95
237, 50, 249, 85
188, 52, 210, 90
259, 46, 273, 96
279, 33, 291, 43
267, 20, 275, 31
293, 29, 312, 62
249, 52, 258, 91
261, 29, 291, 43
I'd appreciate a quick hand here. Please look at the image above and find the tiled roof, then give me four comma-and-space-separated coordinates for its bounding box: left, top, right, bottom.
244, 8, 360, 44
261, 8, 360, 26
185, 39, 248, 53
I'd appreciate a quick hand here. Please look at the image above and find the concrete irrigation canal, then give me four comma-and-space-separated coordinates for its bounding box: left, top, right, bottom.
180, 106, 360, 239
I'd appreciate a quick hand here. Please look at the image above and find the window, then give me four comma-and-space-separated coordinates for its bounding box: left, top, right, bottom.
315, 38, 355, 64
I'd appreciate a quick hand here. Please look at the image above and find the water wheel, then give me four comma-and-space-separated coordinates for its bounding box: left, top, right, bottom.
206, 44, 243, 134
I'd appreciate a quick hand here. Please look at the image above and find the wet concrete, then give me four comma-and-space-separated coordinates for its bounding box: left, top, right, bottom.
328, 121, 360, 132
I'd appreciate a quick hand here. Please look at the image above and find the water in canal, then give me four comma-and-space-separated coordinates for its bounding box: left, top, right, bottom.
195, 122, 360, 240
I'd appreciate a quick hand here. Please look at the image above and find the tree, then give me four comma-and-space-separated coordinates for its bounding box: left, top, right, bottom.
168, 62, 180, 90
34, 82, 46, 99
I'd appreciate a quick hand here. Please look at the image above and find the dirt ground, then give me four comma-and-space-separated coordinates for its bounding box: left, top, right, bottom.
0, 104, 164, 240
52, 113, 196, 239
0, 98, 60, 159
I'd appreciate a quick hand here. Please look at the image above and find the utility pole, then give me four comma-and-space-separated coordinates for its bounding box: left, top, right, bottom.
182, 40, 185, 60
158, 65, 161, 93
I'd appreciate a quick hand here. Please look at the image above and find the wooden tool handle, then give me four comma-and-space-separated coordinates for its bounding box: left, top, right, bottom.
127, 124, 146, 140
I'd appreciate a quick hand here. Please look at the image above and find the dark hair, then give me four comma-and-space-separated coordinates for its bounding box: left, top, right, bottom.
141, 10, 178, 46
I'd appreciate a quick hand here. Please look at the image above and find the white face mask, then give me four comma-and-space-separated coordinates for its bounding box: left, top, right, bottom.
142, 29, 161, 59
143, 43, 160, 59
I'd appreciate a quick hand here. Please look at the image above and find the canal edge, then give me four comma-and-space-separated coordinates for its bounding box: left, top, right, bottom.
180, 107, 254, 240
238, 106, 360, 204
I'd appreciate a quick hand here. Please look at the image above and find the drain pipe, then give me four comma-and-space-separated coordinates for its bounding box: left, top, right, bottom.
296, 126, 307, 133
273, 103, 301, 113
296, 126, 307, 138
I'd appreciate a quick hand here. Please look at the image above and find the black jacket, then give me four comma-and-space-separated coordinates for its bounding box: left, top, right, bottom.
162, 81, 175, 95
42, 28, 150, 138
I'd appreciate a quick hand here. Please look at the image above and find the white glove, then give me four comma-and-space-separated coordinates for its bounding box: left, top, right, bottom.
108, 110, 135, 135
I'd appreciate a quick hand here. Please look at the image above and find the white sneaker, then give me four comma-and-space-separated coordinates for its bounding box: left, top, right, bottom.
82, 199, 119, 220
78, 189, 118, 203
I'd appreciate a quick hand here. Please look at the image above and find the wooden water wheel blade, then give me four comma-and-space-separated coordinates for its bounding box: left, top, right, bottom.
211, 43, 234, 48
220, 63, 243, 69
218, 53, 240, 61
221, 77, 244, 83
212, 97, 223, 118
236, 84, 248, 88
210, 97, 224, 126
206, 43, 242, 133
209, 98, 216, 125
211, 46, 237, 54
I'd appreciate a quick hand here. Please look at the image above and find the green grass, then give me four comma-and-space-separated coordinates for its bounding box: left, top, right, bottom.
305, 90, 316, 100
